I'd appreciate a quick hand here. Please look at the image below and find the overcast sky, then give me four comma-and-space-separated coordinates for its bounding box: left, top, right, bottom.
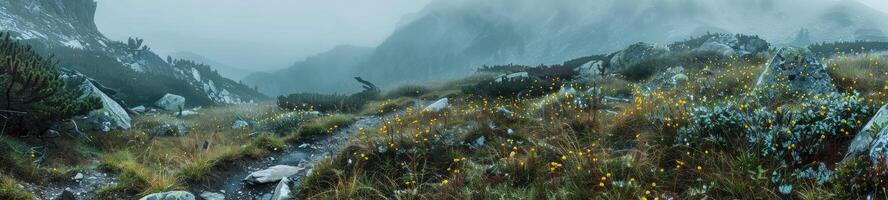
861, 0, 888, 13
95, 0, 431, 71
94, 0, 885, 72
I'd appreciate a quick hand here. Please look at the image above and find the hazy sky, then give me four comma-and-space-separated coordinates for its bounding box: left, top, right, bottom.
95, 0, 431, 71
95, 0, 885, 72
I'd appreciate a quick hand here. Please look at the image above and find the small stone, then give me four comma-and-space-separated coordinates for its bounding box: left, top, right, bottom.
199, 191, 225, 200
73, 173, 84, 181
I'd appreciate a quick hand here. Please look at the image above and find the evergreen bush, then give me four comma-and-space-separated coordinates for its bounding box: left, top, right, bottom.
0, 33, 101, 135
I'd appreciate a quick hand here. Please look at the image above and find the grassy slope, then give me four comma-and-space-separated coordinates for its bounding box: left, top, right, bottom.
297, 54, 888, 199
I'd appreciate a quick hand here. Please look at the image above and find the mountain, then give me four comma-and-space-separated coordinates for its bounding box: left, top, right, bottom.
246, 0, 888, 96
169, 51, 253, 81
0, 0, 265, 106
243, 45, 374, 96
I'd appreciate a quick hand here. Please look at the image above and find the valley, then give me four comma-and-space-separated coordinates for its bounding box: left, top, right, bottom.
2, 0, 888, 200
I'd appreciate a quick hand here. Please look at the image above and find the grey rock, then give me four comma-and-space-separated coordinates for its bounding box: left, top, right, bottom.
244, 165, 303, 184
495, 72, 529, 82
869, 125, 888, 164
179, 110, 199, 116
472, 136, 486, 148
698, 41, 736, 56
155, 93, 186, 111
151, 121, 189, 137
231, 119, 250, 129
608, 42, 669, 73
271, 177, 293, 200
558, 86, 578, 97
846, 103, 888, 163
755, 47, 836, 95
132, 106, 147, 113
424, 98, 449, 112
73, 173, 84, 181
139, 191, 195, 200
199, 191, 225, 200
671, 74, 689, 84
63, 72, 132, 131
693, 33, 769, 56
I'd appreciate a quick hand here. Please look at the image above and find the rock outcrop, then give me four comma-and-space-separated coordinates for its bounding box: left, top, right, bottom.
693, 33, 770, 57
62, 71, 132, 131
608, 43, 669, 73
755, 47, 836, 95
846, 103, 888, 164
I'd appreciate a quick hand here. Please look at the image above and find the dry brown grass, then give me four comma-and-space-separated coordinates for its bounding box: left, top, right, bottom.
827, 55, 888, 105
95, 102, 286, 197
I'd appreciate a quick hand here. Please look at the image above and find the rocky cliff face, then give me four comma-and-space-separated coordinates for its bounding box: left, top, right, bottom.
0, 0, 265, 106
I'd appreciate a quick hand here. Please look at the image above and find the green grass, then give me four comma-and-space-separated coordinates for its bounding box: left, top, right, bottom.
384, 85, 430, 99
293, 114, 356, 139
359, 97, 416, 116
0, 174, 35, 200
295, 51, 883, 199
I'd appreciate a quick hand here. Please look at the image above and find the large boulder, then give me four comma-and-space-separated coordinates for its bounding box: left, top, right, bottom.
139, 191, 195, 200
608, 42, 669, 73
244, 165, 303, 184
846, 103, 888, 163
754, 47, 836, 95
869, 125, 888, 164
62, 71, 132, 131
693, 33, 769, 57
155, 93, 186, 111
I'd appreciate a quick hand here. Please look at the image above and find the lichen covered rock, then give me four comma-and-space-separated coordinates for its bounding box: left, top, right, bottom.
755, 47, 836, 95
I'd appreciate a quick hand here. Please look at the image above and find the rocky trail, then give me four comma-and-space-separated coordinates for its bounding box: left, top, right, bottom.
32, 161, 116, 200
195, 115, 386, 200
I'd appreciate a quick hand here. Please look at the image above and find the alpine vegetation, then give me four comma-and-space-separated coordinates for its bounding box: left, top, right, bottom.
1, 0, 888, 200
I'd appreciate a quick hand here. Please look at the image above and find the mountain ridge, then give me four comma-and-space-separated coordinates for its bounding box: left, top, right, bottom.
0, 0, 265, 106
245, 0, 888, 96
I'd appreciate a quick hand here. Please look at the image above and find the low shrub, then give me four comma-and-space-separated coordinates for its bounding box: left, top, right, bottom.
476, 64, 531, 74
809, 41, 888, 58
385, 85, 430, 99
0, 32, 101, 135
360, 98, 416, 116
677, 92, 872, 178
277, 84, 380, 113
620, 51, 726, 81
462, 77, 552, 98
258, 111, 315, 134
832, 157, 888, 198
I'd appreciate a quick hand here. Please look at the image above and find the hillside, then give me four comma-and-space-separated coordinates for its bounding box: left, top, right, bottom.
170, 51, 254, 81
246, 0, 888, 95
243, 45, 374, 96
0, 0, 265, 106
